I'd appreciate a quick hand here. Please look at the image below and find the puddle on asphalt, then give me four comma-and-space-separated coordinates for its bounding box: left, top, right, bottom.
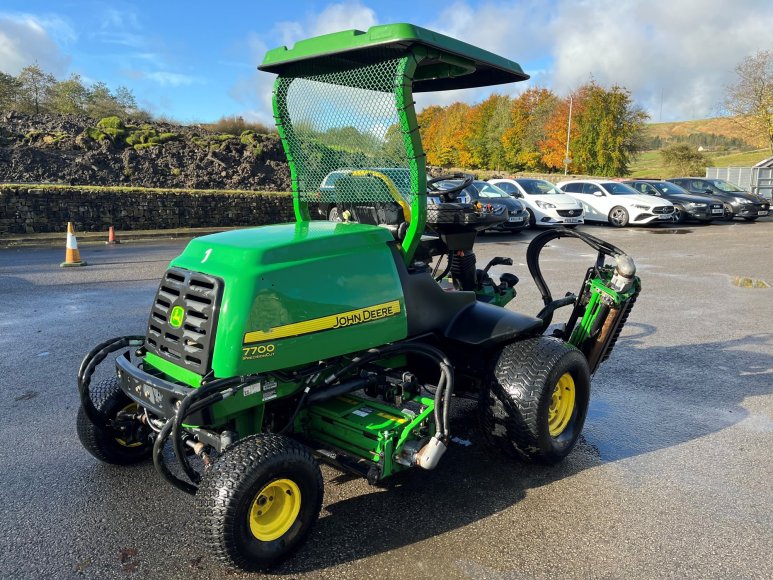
732, 276, 771, 288
643, 228, 693, 234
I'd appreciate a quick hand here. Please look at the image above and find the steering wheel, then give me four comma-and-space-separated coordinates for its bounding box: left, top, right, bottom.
427, 173, 474, 202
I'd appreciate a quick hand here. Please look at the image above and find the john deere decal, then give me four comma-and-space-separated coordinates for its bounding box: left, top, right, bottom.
243, 300, 401, 344
169, 305, 185, 328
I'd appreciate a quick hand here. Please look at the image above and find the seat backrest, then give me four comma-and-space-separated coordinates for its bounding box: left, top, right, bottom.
334, 172, 408, 226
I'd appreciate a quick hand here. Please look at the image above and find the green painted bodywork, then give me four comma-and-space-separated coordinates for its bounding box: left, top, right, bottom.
259, 23, 528, 91
145, 352, 201, 387
166, 221, 407, 378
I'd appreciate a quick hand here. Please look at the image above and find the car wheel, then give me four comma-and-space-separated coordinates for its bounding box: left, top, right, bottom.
671, 207, 685, 224
196, 434, 323, 572
608, 206, 629, 227
328, 206, 341, 222
479, 337, 591, 464
525, 209, 536, 228
723, 204, 734, 221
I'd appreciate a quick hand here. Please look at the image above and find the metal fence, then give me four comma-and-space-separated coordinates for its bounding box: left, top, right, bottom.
707, 164, 773, 200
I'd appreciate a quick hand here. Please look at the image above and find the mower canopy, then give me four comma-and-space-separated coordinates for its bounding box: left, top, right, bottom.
259, 23, 528, 263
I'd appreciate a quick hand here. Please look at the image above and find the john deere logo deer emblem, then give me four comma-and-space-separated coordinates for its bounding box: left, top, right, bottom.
169, 306, 185, 328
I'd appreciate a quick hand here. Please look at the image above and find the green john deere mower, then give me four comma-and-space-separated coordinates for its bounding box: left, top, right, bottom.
76, 23, 640, 572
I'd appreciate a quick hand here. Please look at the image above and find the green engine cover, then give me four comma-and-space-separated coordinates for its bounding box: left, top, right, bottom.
167, 221, 407, 378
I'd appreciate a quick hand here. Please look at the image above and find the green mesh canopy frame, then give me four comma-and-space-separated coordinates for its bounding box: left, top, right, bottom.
260, 23, 528, 263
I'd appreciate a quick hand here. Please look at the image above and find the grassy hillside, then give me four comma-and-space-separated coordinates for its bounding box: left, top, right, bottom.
644, 116, 766, 148
629, 148, 771, 178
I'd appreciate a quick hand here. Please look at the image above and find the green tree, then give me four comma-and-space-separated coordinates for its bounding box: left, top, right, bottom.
573, 83, 648, 176
502, 87, 558, 171
0, 72, 21, 112
659, 144, 713, 176
16, 64, 56, 114
86, 81, 120, 117
48, 74, 88, 114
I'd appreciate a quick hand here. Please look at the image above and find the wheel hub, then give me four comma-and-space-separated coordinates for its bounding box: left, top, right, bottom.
548, 373, 575, 437
114, 403, 144, 448
249, 478, 301, 541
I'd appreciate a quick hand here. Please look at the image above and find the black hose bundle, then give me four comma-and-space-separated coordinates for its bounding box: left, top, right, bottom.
77, 335, 146, 428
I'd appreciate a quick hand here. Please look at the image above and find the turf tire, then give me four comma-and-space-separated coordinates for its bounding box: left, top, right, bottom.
76, 376, 151, 465
479, 337, 591, 464
196, 434, 323, 572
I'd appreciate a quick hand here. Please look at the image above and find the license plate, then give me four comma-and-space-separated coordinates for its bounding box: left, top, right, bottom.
564, 217, 580, 223
760, 210, 769, 216
508, 216, 523, 222
658, 214, 671, 220
711, 208, 723, 214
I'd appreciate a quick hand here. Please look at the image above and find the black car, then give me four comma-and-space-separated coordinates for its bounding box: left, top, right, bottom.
666, 178, 770, 221
436, 179, 529, 232
623, 180, 724, 223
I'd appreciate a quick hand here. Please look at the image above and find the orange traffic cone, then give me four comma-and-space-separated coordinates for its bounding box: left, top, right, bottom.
60, 222, 87, 267
106, 226, 120, 244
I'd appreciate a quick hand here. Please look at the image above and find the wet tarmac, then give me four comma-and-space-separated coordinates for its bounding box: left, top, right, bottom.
1, 220, 771, 579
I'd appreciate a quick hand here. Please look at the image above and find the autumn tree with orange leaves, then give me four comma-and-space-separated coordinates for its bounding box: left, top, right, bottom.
418, 83, 647, 176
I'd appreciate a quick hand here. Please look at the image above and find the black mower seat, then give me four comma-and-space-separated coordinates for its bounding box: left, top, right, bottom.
396, 255, 542, 348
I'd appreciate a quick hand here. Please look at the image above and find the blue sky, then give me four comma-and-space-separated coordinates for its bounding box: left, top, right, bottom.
2, 1, 773, 124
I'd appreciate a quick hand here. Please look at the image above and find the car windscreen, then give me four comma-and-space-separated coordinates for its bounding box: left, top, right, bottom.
515, 179, 564, 195
652, 181, 689, 195
473, 181, 510, 198
709, 179, 744, 192
602, 182, 640, 195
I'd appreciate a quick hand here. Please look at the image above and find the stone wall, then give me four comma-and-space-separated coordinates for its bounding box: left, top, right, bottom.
0, 186, 294, 235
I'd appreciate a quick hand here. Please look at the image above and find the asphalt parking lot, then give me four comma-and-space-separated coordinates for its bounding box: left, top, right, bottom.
0, 219, 771, 579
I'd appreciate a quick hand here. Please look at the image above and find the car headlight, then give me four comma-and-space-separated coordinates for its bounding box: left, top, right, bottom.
535, 200, 556, 209
631, 204, 650, 210
735, 197, 747, 204
686, 202, 705, 208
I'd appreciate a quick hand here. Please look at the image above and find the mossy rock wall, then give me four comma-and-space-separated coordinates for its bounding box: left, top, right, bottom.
0, 186, 294, 235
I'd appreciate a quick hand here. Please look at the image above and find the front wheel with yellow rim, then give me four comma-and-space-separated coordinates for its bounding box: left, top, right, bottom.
196, 434, 323, 572
480, 337, 590, 464
76, 376, 152, 465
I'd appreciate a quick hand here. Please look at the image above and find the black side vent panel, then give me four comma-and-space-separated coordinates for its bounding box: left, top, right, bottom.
145, 267, 223, 375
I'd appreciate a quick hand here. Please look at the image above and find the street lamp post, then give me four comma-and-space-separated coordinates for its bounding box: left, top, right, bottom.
564, 95, 573, 175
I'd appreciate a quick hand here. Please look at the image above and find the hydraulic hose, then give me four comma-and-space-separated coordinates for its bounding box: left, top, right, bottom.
77, 335, 146, 428
171, 376, 246, 485
153, 418, 197, 495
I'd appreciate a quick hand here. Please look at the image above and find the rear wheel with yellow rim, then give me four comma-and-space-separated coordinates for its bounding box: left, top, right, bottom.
196, 434, 323, 572
480, 336, 590, 464
76, 376, 151, 465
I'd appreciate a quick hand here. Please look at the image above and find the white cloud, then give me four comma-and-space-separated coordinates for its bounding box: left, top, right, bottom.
236, 0, 773, 124
0, 12, 72, 75
145, 71, 203, 87
231, 2, 377, 124
309, 1, 377, 37
547, 0, 773, 120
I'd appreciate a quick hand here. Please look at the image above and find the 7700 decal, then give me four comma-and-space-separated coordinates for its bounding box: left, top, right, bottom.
242, 344, 276, 360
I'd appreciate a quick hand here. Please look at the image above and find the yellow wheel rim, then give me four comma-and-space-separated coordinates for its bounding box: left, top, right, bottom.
548, 373, 576, 437
249, 479, 301, 542
115, 403, 143, 447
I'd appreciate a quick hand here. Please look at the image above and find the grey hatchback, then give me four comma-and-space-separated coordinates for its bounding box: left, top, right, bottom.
666, 178, 770, 221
